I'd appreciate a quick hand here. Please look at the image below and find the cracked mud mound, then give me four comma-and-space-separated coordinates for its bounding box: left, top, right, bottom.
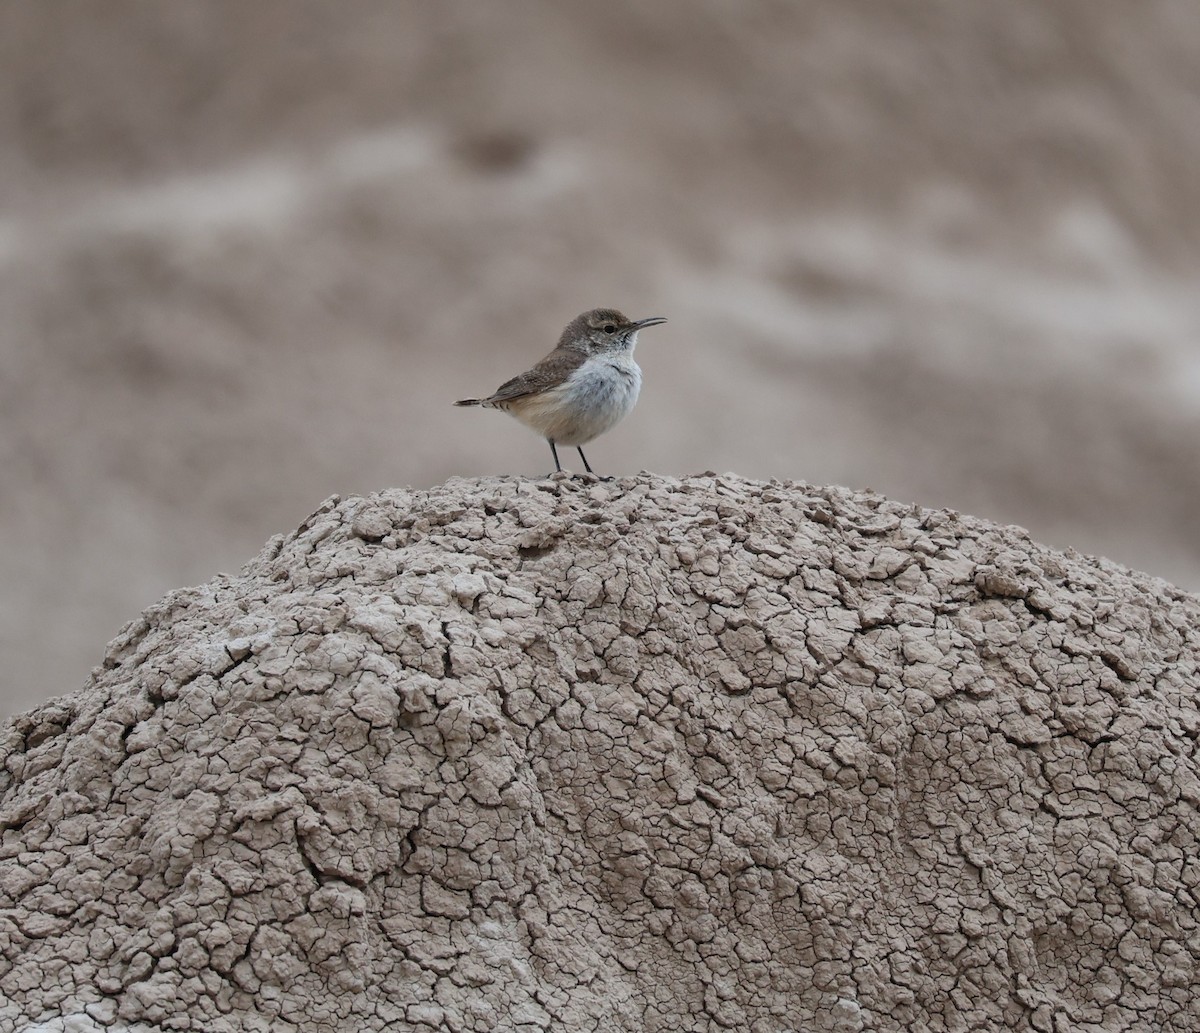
2, 474, 1199, 1032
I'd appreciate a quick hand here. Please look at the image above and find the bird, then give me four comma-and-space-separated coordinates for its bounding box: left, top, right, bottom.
455, 308, 667, 477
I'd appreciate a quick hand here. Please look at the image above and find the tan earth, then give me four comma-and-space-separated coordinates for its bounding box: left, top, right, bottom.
3, 475, 1198, 1031
3, 2, 1200, 719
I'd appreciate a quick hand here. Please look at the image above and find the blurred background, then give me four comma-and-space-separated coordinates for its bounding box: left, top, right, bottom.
3, 0, 1200, 718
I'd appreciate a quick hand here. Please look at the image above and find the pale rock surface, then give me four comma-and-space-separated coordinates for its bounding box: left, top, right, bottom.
2, 474, 1198, 1032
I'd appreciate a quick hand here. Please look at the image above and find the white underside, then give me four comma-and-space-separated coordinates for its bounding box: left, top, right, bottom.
499, 354, 642, 446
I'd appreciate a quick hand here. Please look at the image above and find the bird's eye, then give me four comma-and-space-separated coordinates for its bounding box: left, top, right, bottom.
603, 324, 617, 334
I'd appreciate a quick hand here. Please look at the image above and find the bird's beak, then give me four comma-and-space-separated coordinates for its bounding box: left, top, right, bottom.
632, 316, 667, 329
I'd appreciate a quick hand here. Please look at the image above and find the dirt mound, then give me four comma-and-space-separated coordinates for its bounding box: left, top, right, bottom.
2, 474, 1198, 1031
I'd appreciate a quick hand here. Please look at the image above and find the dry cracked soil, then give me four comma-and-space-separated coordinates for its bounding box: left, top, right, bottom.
2, 474, 1198, 1032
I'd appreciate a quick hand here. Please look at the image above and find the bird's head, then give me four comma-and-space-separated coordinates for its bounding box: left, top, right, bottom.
561, 308, 668, 355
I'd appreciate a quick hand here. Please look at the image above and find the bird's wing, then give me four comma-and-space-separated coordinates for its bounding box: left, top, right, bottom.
482, 350, 585, 404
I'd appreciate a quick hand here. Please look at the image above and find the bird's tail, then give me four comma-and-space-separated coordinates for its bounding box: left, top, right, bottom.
454, 398, 482, 407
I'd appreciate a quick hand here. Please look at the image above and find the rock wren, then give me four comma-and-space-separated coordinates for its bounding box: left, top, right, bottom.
455, 308, 667, 476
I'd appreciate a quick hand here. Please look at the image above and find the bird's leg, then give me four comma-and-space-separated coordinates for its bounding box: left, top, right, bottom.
548, 440, 563, 475
577, 447, 612, 481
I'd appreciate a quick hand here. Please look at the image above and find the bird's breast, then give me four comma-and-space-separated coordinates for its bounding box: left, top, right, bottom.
538, 355, 641, 446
